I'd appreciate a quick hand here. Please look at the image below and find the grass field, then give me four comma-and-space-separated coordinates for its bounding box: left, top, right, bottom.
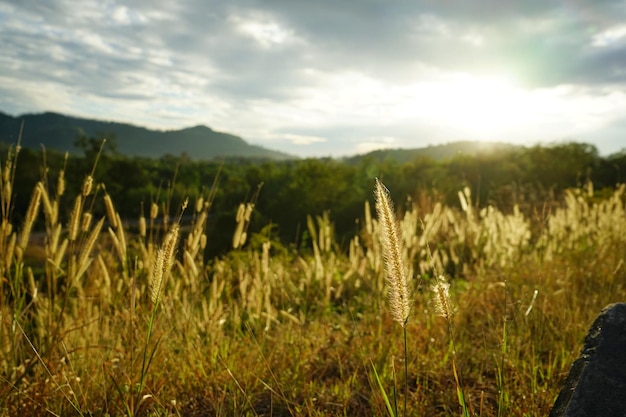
1, 144, 625, 416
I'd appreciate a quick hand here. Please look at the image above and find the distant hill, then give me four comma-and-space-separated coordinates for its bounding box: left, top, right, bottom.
344, 140, 522, 164
0, 111, 294, 160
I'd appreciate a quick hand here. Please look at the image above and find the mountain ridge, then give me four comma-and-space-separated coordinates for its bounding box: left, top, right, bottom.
0, 110, 526, 163
344, 140, 522, 164
0, 111, 294, 160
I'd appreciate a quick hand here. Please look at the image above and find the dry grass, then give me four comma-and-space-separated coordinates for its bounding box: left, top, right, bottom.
1, 146, 626, 416
375, 178, 412, 327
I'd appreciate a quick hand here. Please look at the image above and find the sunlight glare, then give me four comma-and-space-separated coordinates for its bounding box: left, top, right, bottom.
401, 73, 534, 136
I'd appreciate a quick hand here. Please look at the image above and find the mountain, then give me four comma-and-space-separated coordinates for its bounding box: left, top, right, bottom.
0, 111, 294, 160
344, 140, 522, 164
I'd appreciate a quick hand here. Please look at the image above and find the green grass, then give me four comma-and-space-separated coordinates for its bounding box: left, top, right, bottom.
1, 144, 625, 416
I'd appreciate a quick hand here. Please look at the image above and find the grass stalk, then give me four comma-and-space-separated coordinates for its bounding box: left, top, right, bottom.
432, 275, 471, 417
374, 178, 413, 416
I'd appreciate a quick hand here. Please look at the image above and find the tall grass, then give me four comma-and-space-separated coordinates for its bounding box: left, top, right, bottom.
1, 144, 625, 415
373, 178, 412, 416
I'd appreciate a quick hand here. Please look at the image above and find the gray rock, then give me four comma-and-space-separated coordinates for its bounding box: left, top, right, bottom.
550, 303, 626, 417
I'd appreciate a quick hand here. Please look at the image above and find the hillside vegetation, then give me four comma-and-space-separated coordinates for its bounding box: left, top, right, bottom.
0, 111, 293, 160
4, 139, 625, 257
1, 139, 625, 416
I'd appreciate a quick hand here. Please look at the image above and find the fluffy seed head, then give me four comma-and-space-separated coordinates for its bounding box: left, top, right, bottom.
150, 224, 179, 305
38, 182, 54, 221
68, 196, 83, 241
2, 182, 11, 207
432, 275, 452, 321
18, 183, 42, 252
139, 215, 146, 237
195, 197, 204, 213
103, 194, 118, 228
2, 148, 12, 183
236, 203, 245, 222
244, 203, 254, 221
82, 175, 93, 197
5, 231, 16, 267
77, 217, 104, 277
150, 202, 159, 220
57, 169, 66, 197
81, 212, 93, 233
374, 178, 412, 326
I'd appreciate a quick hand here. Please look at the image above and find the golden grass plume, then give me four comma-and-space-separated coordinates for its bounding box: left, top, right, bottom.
374, 178, 412, 326
431, 274, 452, 321
150, 224, 180, 305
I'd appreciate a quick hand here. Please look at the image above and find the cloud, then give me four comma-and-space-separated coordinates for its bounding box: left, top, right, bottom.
354, 136, 397, 154
1, 0, 626, 156
278, 133, 326, 146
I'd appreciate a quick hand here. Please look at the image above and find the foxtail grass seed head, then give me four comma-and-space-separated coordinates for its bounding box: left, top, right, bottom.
374, 178, 412, 326
458, 190, 468, 212
81, 212, 93, 233
232, 222, 245, 249
139, 215, 146, 237
77, 217, 104, 275
19, 183, 42, 252
432, 275, 452, 321
150, 202, 159, 220
114, 213, 127, 260
236, 203, 245, 223
2, 181, 11, 205
54, 238, 68, 268
38, 182, 57, 225
82, 175, 93, 197
57, 169, 66, 197
68, 196, 82, 241
2, 147, 13, 182
184, 250, 198, 277
1, 156, 10, 184
6, 232, 16, 268
2, 220, 12, 237
15, 185, 42, 261
151, 248, 166, 304
150, 224, 179, 305
50, 223, 61, 254
244, 203, 254, 221
103, 194, 118, 228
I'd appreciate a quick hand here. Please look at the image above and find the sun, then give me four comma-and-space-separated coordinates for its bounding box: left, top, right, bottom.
264, 69, 579, 152
400, 73, 536, 137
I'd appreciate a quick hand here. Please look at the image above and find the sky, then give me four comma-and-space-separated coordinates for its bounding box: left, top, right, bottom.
1, 0, 626, 158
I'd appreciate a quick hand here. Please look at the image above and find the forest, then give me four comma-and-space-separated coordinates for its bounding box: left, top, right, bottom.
6, 138, 625, 258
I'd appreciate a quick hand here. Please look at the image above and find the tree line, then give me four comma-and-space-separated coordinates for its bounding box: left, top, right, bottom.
4, 138, 625, 257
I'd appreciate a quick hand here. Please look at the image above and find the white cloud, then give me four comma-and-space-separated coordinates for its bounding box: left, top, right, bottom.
1, 0, 626, 157
111, 5, 146, 26
279, 133, 326, 145
591, 24, 626, 47
230, 13, 301, 48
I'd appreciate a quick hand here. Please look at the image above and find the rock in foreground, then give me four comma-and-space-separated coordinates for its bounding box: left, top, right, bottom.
550, 303, 626, 417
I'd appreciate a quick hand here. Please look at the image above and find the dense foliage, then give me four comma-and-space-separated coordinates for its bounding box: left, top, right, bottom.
5, 140, 625, 258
